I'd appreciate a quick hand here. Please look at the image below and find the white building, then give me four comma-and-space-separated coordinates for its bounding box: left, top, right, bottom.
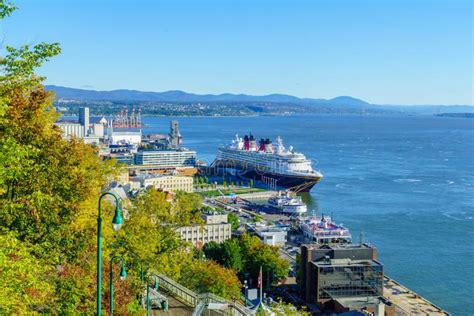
110, 131, 142, 146
90, 123, 104, 137
131, 174, 194, 192
249, 224, 288, 246
176, 213, 232, 247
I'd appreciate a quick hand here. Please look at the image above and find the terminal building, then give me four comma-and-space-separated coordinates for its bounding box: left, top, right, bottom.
300, 243, 387, 314
176, 213, 232, 248
134, 150, 196, 168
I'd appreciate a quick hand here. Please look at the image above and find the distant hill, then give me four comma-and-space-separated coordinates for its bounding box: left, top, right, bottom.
46, 85, 473, 115
46, 85, 370, 107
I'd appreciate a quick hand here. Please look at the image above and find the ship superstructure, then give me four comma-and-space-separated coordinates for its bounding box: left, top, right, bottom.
299, 216, 351, 244
215, 134, 322, 191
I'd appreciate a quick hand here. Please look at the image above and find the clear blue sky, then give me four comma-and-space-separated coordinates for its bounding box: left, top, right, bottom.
2, 0, 472, 105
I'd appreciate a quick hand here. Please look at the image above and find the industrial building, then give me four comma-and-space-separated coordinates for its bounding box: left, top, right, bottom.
79, 107, 89, 135
300, 243, 385, 313
176, 213, 232, 248
56, 122, 84, 138
56, 107, 108, 141
134, 150, 196, 168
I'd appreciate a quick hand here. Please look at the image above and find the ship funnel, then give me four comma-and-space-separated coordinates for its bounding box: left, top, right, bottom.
244, 135, 250, 150
259, 138, 266, 151
248, 133, 257, 150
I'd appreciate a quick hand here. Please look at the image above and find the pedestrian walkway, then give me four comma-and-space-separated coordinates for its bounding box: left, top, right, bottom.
146, 273, 254, 316
149, 294, 194, 316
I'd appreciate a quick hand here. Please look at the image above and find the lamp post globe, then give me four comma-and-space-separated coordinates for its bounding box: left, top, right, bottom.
119, 261, 127, 281
112, 205, 124, 232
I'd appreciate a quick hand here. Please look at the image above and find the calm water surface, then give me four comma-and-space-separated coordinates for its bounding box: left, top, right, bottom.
143, 115, 474, 316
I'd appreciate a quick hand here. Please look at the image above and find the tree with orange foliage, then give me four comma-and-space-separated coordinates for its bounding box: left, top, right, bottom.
179, 260, 242, 300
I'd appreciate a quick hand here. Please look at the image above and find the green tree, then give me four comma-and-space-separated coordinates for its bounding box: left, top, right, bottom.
113, 190, 196, 280
238, 234, 289, 286
0, 2, 262, 313
202, 241, 222, 261
0, 1, 128, 312
204, 234, 288, 287
228, 212, 240, 231
221, 239, 243, 273
0, 231, 55, 314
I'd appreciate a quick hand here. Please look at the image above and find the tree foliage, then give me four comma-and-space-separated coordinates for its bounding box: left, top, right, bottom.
0, 231, 55, 314
179, 260, 241, 300
228, 212, 240, 231
113, 189, 198, 279
0, 1, 250, 313
204, 234, 289, 287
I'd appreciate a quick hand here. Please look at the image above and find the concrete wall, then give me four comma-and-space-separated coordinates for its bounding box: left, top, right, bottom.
203, 214, 228, 224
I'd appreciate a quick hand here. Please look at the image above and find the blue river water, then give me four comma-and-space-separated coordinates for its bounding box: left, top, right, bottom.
142, 115, 474, 315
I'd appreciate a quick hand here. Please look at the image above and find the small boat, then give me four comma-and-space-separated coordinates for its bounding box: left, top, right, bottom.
268, 191, 307, 214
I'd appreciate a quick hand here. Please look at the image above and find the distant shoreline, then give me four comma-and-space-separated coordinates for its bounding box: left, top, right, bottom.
435, 113, 474, 118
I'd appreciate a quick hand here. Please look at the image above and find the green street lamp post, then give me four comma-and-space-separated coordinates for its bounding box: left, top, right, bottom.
97, 192, 124, 315
146, 274, 159, 315
109, 255, 127, 315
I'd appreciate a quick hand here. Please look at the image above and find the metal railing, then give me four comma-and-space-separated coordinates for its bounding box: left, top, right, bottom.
141, 287, 168, 310
153, 273, 254, 316
155, 273, 199, 307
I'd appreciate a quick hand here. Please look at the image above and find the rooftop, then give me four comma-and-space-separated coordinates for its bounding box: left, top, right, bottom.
335, 296, 392, 308
132, 173, 183, 180
111, 131, 142, 135
138, 148, 196, 154
303, 243, 375, 251
313, 258, 383, 268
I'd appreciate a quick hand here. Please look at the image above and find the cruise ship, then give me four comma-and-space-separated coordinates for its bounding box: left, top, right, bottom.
214, 134, 323, 191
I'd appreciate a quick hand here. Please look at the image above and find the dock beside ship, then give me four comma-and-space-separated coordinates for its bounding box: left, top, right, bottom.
203, 187, 451, 315
384, 276, 450, 316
